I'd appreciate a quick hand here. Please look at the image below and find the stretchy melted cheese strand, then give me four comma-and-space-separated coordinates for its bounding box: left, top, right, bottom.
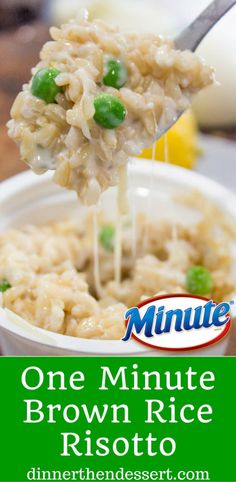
8, 12, 215, 205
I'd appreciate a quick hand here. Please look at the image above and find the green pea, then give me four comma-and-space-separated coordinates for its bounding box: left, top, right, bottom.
186, 266, 213, 296
103, 59, 128, 89
99, 225, 115, 251
94, 94, 126, 129
31, 67, 62, 104
0, 279, 12, 293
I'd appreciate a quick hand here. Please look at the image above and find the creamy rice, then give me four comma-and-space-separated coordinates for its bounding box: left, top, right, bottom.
7, 11, 214, 205
1, 196, 235, 340
4, 12, 227, 342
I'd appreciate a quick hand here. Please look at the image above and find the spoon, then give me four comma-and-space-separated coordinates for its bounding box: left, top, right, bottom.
158, 0, 236, 137
30, 0, 236, 170
175, 0, 236, 52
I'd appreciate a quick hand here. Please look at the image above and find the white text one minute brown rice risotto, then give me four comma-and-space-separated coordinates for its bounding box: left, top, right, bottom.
0, 196, 236, 340
7, 11, 214, 205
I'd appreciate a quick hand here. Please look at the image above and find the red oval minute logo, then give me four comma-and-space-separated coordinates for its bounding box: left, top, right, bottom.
123, 294, 232, 351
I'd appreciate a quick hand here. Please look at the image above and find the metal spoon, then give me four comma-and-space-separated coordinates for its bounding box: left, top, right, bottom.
158, 0, 236, 137
175, 0, 236, 51
30, 0, 236, 171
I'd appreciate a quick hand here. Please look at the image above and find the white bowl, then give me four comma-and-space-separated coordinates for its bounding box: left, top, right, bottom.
0, 160, 235, 356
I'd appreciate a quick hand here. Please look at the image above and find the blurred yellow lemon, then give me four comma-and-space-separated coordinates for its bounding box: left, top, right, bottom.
140, 110, 199, 169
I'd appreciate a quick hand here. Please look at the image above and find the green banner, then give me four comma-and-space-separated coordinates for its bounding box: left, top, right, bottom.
0, 357, 235, 482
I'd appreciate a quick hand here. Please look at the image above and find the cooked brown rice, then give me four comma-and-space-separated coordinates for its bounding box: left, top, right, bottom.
1, 196, 235, 340
7, 11, 214, 205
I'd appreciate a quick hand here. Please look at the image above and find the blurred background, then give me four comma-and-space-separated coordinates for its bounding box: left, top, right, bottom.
0, 0, 236, 189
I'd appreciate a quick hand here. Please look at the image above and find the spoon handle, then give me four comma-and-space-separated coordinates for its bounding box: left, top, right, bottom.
175, 0, 236, 51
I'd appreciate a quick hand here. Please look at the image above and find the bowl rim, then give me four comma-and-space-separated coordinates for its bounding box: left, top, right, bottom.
1, 159, 236, 354
1, 157, 236, 207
